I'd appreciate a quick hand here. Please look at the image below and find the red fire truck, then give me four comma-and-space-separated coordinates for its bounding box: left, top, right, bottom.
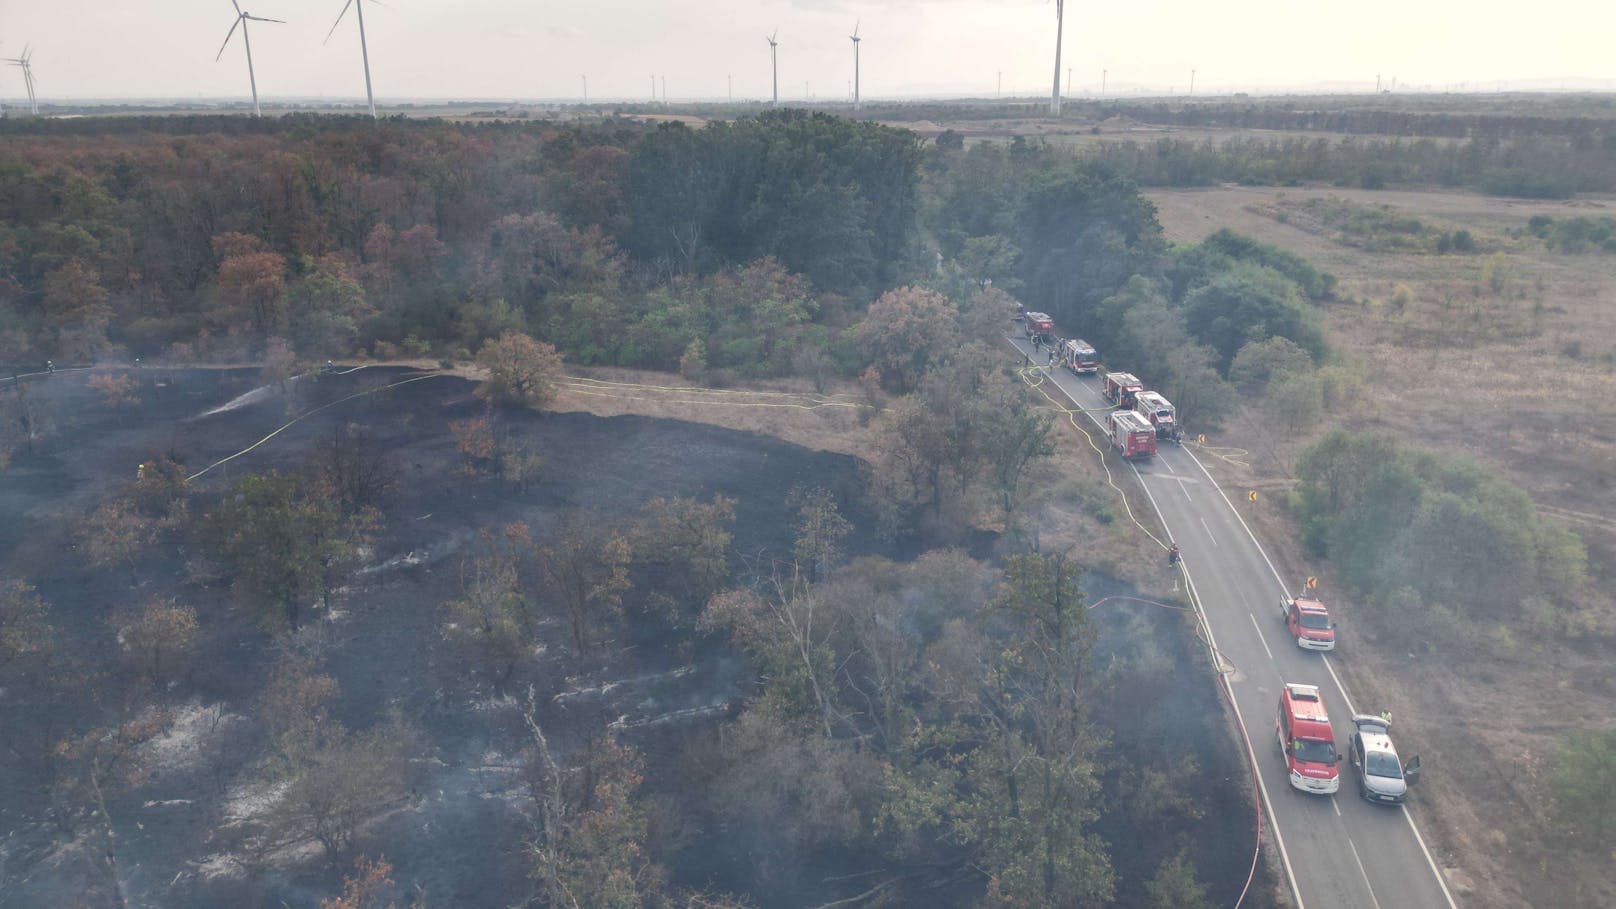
1132, 390, 1179, 441
1058, 338, 1101, 375
1102, 371, 1143, 409
1106, 410, 1158, 459
1023, 311, 1055, 344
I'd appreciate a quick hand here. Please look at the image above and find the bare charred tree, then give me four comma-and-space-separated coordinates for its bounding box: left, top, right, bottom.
54, 708, 174, 909
519, 689, 672, 907
308, 423, 400, 514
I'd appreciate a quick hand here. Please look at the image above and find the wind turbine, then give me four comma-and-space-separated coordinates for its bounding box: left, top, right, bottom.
849, 21, 861, 111
325, 0, 379, 119
766, 30, 779, 108
216, 2, 283, 118
1049, 0, 1065, 116
6, 45, 38, 117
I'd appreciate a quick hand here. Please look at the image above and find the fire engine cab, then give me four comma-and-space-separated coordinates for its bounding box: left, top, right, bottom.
1277, 683, 1340, 795
1058, 338, 1101, 375
1102, 371, 1143, 409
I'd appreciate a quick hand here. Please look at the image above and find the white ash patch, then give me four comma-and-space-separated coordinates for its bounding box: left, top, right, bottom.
469, 692, 519, 713
140, 701, 245, 775
553, 667, 695, 704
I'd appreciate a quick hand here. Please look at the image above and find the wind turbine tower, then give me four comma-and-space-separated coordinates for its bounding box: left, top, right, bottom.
216, 2, 284, 118
1049, 0, 1065, 116
849, 21, 861, 111
767, 31, 779, 107
5, 45, 38, 116
326, 0, 379, 119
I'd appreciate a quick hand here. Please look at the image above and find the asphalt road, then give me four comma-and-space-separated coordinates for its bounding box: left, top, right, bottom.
1007, 336, 1458, 909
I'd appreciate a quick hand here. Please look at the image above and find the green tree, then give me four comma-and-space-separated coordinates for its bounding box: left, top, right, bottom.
789, 487, 853, 582
1268, 369, 1324, 433
200, 471, 380, 630
1180, 262, 1326, 370
536, 513, 633, 654
1549, 728, 1616, 850
442, 526, 533, 687
1143, 848, 1213, 909
634, 494, 736, 615
0, 579, 53, 674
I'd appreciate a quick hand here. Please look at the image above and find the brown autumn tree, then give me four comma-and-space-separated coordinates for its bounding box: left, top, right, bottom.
854, 285, 963, 393
79, 498, 156, 571
87, 373, 140, 408
212, 232, 289, 338
113, 599, 200, 690
475, 331, 566, 411
41, 259, 112, 359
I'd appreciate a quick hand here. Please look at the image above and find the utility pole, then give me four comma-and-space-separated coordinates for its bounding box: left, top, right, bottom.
661, 75, 666, 106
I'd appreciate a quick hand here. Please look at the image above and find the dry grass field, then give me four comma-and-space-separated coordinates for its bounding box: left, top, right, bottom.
1149, 184, 1616, 908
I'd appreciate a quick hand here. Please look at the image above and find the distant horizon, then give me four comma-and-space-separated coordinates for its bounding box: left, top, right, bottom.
3, 0, 1613, 110
8, 77, 1616, 111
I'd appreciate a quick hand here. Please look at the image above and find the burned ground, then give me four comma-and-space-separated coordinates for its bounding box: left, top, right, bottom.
0, 366, 1268, 907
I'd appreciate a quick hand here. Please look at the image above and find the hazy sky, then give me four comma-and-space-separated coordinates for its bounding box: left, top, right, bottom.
2, 0, 1613, 102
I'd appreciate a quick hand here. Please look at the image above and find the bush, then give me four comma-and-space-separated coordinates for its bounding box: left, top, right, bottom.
1549, 728, 1616, 851
1294, 431, 1586, 618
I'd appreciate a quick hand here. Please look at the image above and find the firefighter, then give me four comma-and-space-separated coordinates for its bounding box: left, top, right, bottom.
137, 463, 146, 481
46, 360, 54, 373
1167, 543, 1181, 567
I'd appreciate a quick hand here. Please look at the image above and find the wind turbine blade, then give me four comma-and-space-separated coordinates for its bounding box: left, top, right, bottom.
216, 18, 242, 61
247, 15, 286, 23
231, 0, 243, 15
853, 20, 860, 39
325, 0, 355, 45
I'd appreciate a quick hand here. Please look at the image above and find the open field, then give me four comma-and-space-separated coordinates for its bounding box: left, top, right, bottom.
1148, 183, 1616, 908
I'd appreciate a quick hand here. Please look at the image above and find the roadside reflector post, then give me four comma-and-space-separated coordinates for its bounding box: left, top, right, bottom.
1248, 490, 1258, 503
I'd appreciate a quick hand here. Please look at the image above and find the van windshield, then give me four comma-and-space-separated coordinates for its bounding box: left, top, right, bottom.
1292, 739, 1336, 764
1299, 613, 1331, 630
